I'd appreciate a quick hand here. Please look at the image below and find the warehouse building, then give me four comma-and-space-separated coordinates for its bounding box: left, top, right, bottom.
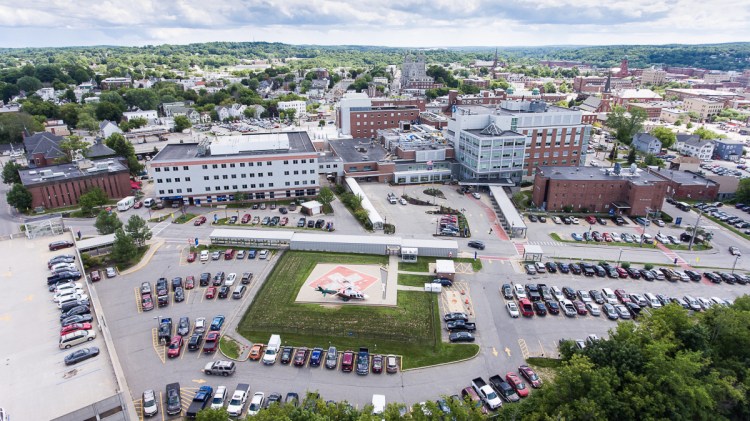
149, 131, 320, 205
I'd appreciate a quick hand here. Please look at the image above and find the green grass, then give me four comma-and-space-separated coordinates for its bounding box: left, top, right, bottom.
400, 257, 481, 273
219, 336, 241, 359
173, 213, 197, 224
398, 274, 432, 287
114, 246, 150, 271
148, 215, 169, 223
527, 357, 563, 369
238, 251, 478, 369
704, 213, 750, 241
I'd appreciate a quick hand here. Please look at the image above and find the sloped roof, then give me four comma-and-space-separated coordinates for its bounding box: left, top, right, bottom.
23, 132, 64, 154
579, 96, 602, 112
633, 132, 660, 146
87, 141, 116, 158
676, 134, 699, 144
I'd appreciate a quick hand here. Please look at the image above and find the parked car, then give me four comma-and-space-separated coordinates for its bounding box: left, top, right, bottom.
64, 346, 100, 365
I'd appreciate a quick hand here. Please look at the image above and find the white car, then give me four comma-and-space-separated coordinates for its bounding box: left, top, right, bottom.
56, 293, 88, 306
53, 284, 83, 296
211, 386, 227, 410
551, 286, 564, 302
247, 392, 264, 416
105, 267, 116, 278
571, 217, 579, 224
577, 290, 592, 303
655, 233, 670, 244
506, 302, 520, 318
142, 389, 159, 417
399, 198, 407, 205
585, 302, 601, 316
552, 216, 562, 224
194, 317, 207, 334
211, 251, 221, 260
200, 250, 209, 262
53, 290, 84, 302
472, 192, 481, 199
259, 250, 269, 259
225, 273, 237, 286
513, 284, 527, 300
52, 281, 82, 292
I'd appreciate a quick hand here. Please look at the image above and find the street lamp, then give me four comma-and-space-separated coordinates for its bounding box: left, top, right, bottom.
616, 249, 623, 268
732, 255, 740, 274
687, 208, 703, 251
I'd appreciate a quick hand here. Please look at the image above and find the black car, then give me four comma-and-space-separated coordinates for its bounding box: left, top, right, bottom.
528, 214, 538, 222
626, 268, 641, 279
166, 383, 181, 416
241, 272, 254, 284
188, 333, 204, 350
60, 314, 93, 326
444, 312, 469, 322
704, 272, 721, 283
562, 216, 572, 225
569, 263, 582, 275
581, 263, 595, 277
562, 286, 576, 300
626, 302, 643, 319
589, 290, 605, 305
538, 284, 554, 301
199, 272, 211, 287
596, 217, 607, 225
533, 301, 547, 316
733, 273, 749, 285
218, 286, 230, 299
156, 278, 168, 294
60, 305, 90, 321
538, 216, 547, 223
174, 287, 185, 302
307, 219, 315, 228
449, 331, 475, 343
47, 271, 82, 284
684, 270, 702, 282
280, 347, 294, 364
594, 265, 606, 277
556, 262, 570, 274
546, 300, 560, 315
545, 262, 557, 273
49, 240, 74, 251
525, 284, 541, 301
432, 278, 454, 287
495, 380, 521, 403
501, 284, 513, 300
719, 272, 736, 284
60, 299, 90, 312
467, 240, 485, 250
171, 277, 183, 291
64, 346, 100, 365
640, 269, 655, 281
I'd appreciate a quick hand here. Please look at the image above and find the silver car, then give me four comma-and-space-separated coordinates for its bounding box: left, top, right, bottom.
142, 389, 158, 417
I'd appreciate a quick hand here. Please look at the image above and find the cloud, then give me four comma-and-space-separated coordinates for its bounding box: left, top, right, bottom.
0, 0, 746, 47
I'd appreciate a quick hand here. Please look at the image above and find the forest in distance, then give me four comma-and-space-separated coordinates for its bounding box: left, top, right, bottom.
0, 41, 748, 72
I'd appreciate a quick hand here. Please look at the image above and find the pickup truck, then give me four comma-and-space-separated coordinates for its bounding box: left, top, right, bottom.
489, 374, 520, 403
156, 278, 169, 307
226, 383, 250, 417
445, 320, 477, 331
471, 377, 503, 410
185, 385, 213, 419
356, 347, 369, 375
158, 317, 172, 344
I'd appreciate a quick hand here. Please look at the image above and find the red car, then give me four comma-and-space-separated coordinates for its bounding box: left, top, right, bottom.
187, 252, 196, 263
615, 289, 631, 304
518, 298, 534, 317
293, 348, 309, 366
602, 233, 613, 242
506, 372, 529, 397
241, 213, 251, 224
167, 335, 183, 358
280, 217, 289, 226
60, 322, 92, 336
185, 276, 195, 290
134, 201, 143, 209
141, 293, 154, 311
203, 332, 219, 353
205, 286, 217, 299
90, 270, 101, 282
193, 216, 207, 226
573, 300, 588, 315
585, 215, 597, 224
616, 267, 628, 278
519, 365, 542, 388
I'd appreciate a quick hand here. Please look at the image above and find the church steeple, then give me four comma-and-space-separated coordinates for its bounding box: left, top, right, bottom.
603, 72, 612, 94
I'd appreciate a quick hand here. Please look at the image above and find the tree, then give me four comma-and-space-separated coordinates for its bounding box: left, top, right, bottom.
318, 120, 325, 127
94, 210, 123, 234
111, 228, 138, 263
607, 106, 648, 145
58, 136, 90, 162
195, 408, 230, 421
2, 161, 22, 184
6, 183, 32, 211
693, 127, 725, 140
105, 133, 143, 175
59, 102, 80, 127
174, 115, 191, 132
124, 215, 152, 246
317, 186, 334, 207
76, 111, 99, 132
78, 187, 108, 216
0, 112, 44, 144
650, 126, 677, 149
16, 76, 42, 93
123, 88, 159, 111
543, 81, 557, 93
95, 101, 123, 122
736, 178, 750, 204
627, 148, 637, 165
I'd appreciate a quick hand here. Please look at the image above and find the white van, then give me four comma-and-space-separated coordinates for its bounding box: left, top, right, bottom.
200, 250, 209, 262
371, 394, 386, 415
143, 198, 155, 207
602, 288, 618, 305
59, 329, 96, 349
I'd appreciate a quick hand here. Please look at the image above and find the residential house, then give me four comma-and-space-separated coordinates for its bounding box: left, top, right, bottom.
99, 121, 123, 139
35, 87, 56, 101
713, 139, 745, 161
245, 104, 265, 119
214, 105, 231, 121
44, 120, 70, 136
632, 133, 662, 154
23, 132, 66, 167
679, 138, 715, 161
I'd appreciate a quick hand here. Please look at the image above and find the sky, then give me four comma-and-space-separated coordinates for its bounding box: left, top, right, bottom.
0, 0, 748, 48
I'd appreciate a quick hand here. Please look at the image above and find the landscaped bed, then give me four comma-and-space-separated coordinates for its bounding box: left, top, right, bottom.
238, 251, 478, 369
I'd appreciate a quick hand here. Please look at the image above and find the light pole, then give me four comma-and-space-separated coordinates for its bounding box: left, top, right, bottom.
732, 255, 740, 274
687, 208, 703, 251
639, 207, 651, 248
616, 248, 623, 268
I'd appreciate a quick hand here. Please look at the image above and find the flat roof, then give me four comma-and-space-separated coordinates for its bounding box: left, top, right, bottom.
75, 233, 116, 251
19, 159, 128, 186
658, 170, 718, 186
537, 165, 666, 186
210, 228, 295, 241
151, 131, 316, 162
524, 244, 544, 254
488, 186, 526, 229
329, 139, 388, 163
401, 238, 459, 250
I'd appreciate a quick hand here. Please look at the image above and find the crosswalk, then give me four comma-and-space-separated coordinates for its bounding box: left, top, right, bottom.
527, 241, 564, 247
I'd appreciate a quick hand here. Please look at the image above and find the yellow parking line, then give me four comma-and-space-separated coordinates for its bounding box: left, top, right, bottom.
134, 287, 142, 313
152, 328, 166, 364
132, 398, 144, 421
159, 392, 165, 421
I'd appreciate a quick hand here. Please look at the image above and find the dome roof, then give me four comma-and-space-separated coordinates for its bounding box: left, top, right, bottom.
531, 87, 540, 95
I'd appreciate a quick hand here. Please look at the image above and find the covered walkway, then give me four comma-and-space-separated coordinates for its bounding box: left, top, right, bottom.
488, 186, 527, 239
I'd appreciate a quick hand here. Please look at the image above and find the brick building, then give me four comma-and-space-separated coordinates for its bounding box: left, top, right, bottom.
442, 90, 507, 115
532, 165, 668, 216
327, 139, 395, 182
19, 158, 132, 209
336, 93, 425, 136
654, 169, 719, 201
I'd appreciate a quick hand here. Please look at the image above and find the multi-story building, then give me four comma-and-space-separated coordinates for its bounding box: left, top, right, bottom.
678, 138, 715, 161
683, 97, 724, 120
100, 77, 132, 90
532, 165, 668, 216
453, 123, 526, 183
18, 158, 132, 209
660, 108, 690, 124
627, 102, 667, 120
447, 100, 591, 181
277, 100, 307, 118
441, 90, 507, 116
641, 68, 667, 85
613, 88, 662, 107
632, 133, 662, 154
664, 88, 740, 104
336, 93, 423, 136
149, 132, 320, 205
400, 53, 442, 93
123, 110, 158, 123
462, 78, 490, 88
713, 139, 745, 161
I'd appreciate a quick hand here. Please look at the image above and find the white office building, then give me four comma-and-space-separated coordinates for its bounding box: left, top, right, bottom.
277, 100, 307, 118
150, 131, 320, 205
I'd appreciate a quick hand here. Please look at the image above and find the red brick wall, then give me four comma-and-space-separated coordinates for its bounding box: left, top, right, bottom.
349, 108, 420, 137
28, 171, 132, 209
522, 128, 586, 176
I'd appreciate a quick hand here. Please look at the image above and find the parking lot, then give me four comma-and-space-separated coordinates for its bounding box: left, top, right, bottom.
0, 234, 118, 421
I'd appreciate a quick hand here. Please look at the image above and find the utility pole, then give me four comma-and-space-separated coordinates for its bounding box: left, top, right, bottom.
732, 255, 740, 274
687, 208, 703, 251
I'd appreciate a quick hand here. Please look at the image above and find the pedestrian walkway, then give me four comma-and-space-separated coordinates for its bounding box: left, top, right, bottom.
512, 242, 526, 256
656, 243, 691, 269
396, 285, 424, 291
471, 194, 510, 241
528, 240, 564, 247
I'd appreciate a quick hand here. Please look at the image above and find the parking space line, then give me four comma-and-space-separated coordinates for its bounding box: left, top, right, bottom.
159, 392, 165, 421
151, 328, 166, 364
538, 339, 547, 357
134, 287, 142, 313
518, 338, 529, 359
132, 398, 144, 421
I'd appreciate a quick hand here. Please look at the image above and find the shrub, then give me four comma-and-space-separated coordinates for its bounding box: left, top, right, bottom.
644, 263, 654, 270
333, 184, 346, 195
520, 180, 533, 187
621, 262, 631, 269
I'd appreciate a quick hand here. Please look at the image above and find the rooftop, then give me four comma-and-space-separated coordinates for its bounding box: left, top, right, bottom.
151, 131, 316, 162
329, 139, 389, 163
19, 158, 128, 186
537, 165, 666, 186
666, 88, 738, 97
655, 169, 718, 186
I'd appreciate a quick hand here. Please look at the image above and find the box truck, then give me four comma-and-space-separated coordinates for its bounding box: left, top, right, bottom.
117, 196, 135, 211
262, 334, 281, 365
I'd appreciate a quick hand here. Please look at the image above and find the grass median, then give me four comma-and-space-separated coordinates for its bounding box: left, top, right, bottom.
238, 251, 478, 369
219, 336, 241, 359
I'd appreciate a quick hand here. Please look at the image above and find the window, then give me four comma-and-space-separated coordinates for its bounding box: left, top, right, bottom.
231, 174, 236, 179
293, 160, 298, 164
302, 170, 307, 174
214, 175, 219, 180
251, 184, 256, 188
163, 167, 169, 172
206, 187, 211, 191
283, 160, 289, 164
269, 183, 274, 187
257, 162, 262, 166
284, 171, 290, 175
259, 183, 264, 188
221, 164, 227, 168
222, 175, 228, 179
155, 167, 161, 172
230, 163, 235, 168
240, 163, 245, 167
295, 181, 300, 185
158, 190, 164, 194
241, 174, 246, 178
267, 172, 272, 177
187, 188, 192, 193
285, 181, 290, 186
258, 172, 263, 177
185, 177, 190, 182
157, 179, 163, 183
172, 167, 178, 171
176, 188, 182, 193
183, 166, 188, 170
266, 161, 271, 166
168, 189, 173, 194
203, 176, 209, 181
201, 165, 207, 169
294, 170, 299, 175
301, 159, 306, 164
212, 164, 218, 169
224, 186, 229, 190
248, 162, 254, 167
232, 185, 237, 190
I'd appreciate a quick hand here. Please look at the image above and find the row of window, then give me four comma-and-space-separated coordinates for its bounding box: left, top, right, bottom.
157, 189, 318, 198
157, 180, 318, 195
153, 158, 315, 172
354, 112, 416, 118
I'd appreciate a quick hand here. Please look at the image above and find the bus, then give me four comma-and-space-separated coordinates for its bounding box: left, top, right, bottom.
675, 202, 691, 211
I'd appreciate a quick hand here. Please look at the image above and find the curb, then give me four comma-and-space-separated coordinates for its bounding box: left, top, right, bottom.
219, 335, 251, 362
401, 344, 481, 372
119, 239, 164, 276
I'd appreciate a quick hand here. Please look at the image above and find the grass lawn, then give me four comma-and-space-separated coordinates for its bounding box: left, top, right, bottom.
550, 232, 711, 251
400, 257, 482, 273
398, 274, 432, 287
238, 251, 478, 369
219, 336, 241, 359
173, 213, 197, 224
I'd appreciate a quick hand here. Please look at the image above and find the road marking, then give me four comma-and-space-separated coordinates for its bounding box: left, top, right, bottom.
134, 287, 142, 313
132, 398, 144, 421
160, 391, 165, 421
538, 339, 546, 357
151, 328, 166, 364
505, 347, 512, 357
192, 379, 206, 384
492, 347, 498, 357
518, 339, 529, 359
24, 294, 33, 302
